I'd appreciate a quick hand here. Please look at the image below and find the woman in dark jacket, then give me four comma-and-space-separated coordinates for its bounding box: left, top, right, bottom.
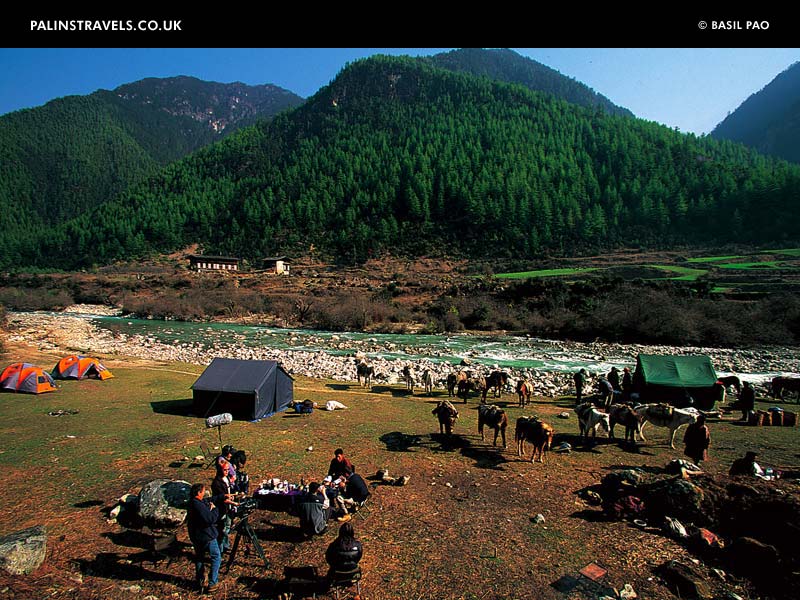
325, 522, 363, 573
683, 414, 710, 464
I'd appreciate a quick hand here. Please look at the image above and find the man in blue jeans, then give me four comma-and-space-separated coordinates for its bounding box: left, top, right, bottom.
187, 482, 231, 593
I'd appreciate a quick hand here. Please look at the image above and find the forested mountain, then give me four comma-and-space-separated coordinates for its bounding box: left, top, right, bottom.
0, 77, 303, 251
6, 55, 800, 269
711, 62, 800, 163
428, 48, 633, 118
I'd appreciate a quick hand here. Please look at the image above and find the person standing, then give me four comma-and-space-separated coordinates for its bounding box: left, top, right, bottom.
607, 366, 621, 392
187, 483, 228, 593
598, 376, 614, 409
739, 381, 756, 423
683, 414, 710, 465
211, 463, 234, 553
574, 369, 588, 405
621, 367, 633, 402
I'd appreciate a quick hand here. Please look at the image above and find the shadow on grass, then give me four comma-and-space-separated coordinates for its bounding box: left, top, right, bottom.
325, 383, 350, 391
150, 398, 196, 417
460, 443, 510, 470
569, 509, 613, 523
601, 464, 664, 474
379, 431, 423, 452
555, 432, 618, 454
76, 552, 194, 589
369, 385, 419, 398
252, 522, 307, 543
238, 571, 327, 599
73, 500, 104, 509
428, 432, 469, 452
615, 441, 655, 455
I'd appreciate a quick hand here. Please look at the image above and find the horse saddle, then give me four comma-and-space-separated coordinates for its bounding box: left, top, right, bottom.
653, 404, 673, 418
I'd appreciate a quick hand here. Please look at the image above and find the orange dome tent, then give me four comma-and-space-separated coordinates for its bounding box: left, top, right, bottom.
1, 363, 57, 394
52, 355, 114, 380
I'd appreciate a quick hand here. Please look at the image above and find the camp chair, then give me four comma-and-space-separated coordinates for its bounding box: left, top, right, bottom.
329, 565, 362, 600
199, 441, 216, 469
352, 493, 371, 521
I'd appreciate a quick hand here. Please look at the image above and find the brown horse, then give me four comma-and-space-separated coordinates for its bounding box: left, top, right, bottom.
516, 379, 532, 407
432, 400, 459, 435
486, 370, 509, 400
771, 376, 800, 401
402, 365, 416, 394
608, 404, 642, 443
355, 361, 375, 389
515, 416, 554, 463
446, 373, 458, 397
478, 404, 508, 448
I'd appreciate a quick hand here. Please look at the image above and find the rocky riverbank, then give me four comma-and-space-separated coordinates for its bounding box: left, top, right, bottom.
6, 308, 800, 398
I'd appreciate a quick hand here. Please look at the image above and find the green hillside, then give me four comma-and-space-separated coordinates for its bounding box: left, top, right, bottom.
0, 77, 303, 262
7, 55, 800, 269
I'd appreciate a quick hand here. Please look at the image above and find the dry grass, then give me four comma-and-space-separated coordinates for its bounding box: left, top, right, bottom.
0, 342, 797, 599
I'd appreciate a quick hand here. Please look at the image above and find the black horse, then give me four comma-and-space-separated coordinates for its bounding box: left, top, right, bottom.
718, 375, 742, 394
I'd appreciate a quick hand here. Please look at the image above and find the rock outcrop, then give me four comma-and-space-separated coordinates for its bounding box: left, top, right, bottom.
0, 525, 47, 575
138, 479, 190, 530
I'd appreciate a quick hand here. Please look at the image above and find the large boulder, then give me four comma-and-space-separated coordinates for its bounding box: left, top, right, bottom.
656, 560, 712, 600
137, 479, 190, 530
0, 525, 47, 575
640, 477, 708, 526
726, 537, 780, 579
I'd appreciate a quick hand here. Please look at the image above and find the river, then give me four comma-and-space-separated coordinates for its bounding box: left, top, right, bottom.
8, 308, 800, 389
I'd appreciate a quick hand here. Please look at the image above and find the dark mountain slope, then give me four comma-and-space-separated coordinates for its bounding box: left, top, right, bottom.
711, 62, 800, 163
428, 48, 633, 117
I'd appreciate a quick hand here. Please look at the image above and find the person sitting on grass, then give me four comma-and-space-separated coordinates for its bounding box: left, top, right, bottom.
729, 451, 764, 477
297, 482, 333, 536
325, 521, 363, 577
342, 472, 370, 506
328, 448, 355, 480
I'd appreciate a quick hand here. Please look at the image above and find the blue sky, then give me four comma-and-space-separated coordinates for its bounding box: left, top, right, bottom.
1, 48, 799, 135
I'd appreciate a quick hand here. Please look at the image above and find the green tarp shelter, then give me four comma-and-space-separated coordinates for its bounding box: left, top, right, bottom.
633, 354, 722, 409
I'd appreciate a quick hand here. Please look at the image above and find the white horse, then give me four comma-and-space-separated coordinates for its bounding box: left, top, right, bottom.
634, 404, 698, 449
575, 402, 610, 442
421, 370, 434, 395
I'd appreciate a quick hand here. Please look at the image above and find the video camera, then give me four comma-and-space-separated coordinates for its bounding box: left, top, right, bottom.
234, 496, 259, 520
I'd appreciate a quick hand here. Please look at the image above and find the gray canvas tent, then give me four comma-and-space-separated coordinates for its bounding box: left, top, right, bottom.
191, 358, 294, 420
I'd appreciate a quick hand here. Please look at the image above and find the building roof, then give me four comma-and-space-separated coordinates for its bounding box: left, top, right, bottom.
188, 255, 240, 262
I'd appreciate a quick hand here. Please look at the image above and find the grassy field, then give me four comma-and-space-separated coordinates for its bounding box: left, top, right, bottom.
1, 343, 799, 599
493, 267, 598, 279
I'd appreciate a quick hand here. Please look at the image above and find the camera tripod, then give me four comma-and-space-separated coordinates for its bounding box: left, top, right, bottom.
224, 514, 269, 573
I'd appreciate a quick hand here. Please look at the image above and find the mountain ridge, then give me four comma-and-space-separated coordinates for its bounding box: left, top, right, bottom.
711, 61, 800, 163
12, 54, 799, 269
